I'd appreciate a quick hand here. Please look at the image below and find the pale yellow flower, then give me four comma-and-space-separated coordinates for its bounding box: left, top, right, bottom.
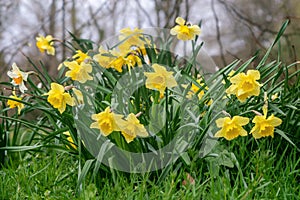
7, 63, 31, 93
144, 64, 178, 95
250, 114, 282, 139
118, 113, 148, 143
215, 116, 250, 140
36, 35, 55, 55
222, 70, 236, 84
7, 93, 24, 115
108, 51, 126, 72
44, 83, 74, 114
226, 70, 261, 102
64, 61, 93, 83
250, 97, 282, 139
72, 50, 90, 64
90, 107, 124, 136
184, 79, 208, 99
93, 46, 115, 69
63, 131, 76, 149
94, 46, 141, 72
271, 93, 279, 101
125, 53, 142, 70
72, 88, 84, 105
118, 28, 144, 53
170, 17, 201, 41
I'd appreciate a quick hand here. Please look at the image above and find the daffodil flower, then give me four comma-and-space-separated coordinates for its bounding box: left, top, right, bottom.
64, 61, 93, 83
144, 64, 178, 95
93, 47, 125, 72
170, 17, 201, 41
222, 70, 236, 84
93, 46, 115, 69
63, 131, 77, 149
90, 107, 124, 136
183, 79, 208, 99
271, 93, 279, 101
250, 114, 282, 139
36, 34, 55, 55
7, 93, 24, 115
250, 95, 282, 139
7, 63, 31, 93
118, 113, 148, 143
44, 83, 74, 114
72, 88, 84, 105
72, 50, 90, 64
118, 27, 144, 53
226, 70, 262, 102
215, 116, 250, 140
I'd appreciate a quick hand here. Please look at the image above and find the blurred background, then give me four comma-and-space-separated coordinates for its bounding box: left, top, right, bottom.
0, 0, 299, 77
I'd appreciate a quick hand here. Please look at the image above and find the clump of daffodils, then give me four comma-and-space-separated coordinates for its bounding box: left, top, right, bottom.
90, 107, 148, 143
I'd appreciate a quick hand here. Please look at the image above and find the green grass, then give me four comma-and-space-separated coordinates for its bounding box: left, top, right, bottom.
1, 143, 299, 199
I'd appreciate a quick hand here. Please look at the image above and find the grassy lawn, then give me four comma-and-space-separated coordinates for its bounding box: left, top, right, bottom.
1, 141, 299, 199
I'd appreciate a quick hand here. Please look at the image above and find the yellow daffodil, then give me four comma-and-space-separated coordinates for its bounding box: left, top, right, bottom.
222, 70, 236, 84
271, 93, 279, 101
215, 116, 250, 140
250, 95, 282, 139
226, 70, 261, 102
7, 63, 31, 93
44, 83, 74, 114
64, 61, 93, 83
94, 46, 141, 72
72, 50, 90, 64
118, 28, 144, 53
36, 34, 55, 55
118, 113, 148, 143
72, 88, 84, 105
93, 46, 115, 69
184, 79, 208, 99
90, 107, 124, 136
63, 131, 76, 149
250, 114, 282, 139
144, 64, 178, 95
108, 53, 126, 72
125, 53, 142, 70
7, 93, 24, 115
170, 17, 201, 41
